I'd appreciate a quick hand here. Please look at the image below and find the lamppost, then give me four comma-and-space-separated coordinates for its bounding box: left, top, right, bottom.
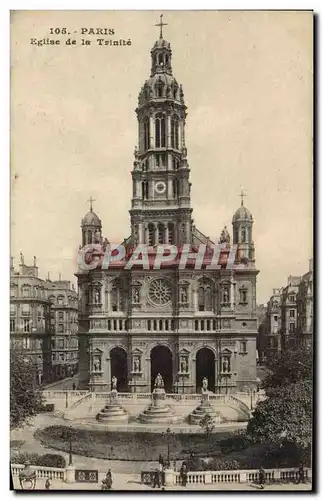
162, 427, 174, 468
66, 426, 73, 466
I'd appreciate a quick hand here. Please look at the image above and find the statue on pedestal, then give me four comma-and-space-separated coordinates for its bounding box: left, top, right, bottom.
202, 377, 208, 393
93, 357, 101, 372
180, 357, 188, 373
133, 357, 140, 373
111, 376, 118, 391
154, 373, 164, 389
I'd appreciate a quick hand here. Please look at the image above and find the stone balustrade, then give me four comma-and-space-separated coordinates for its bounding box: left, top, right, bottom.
170, 467, 311, 486
11, 463, 311, 486
11, 464, 65, 481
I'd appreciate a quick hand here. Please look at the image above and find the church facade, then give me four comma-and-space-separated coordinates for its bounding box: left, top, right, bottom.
76, 26, 259, 394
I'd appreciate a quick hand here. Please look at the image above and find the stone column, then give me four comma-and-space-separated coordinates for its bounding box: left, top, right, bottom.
105, 355, 111, 390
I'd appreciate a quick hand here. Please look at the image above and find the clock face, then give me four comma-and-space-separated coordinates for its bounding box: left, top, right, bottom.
155, 181, 166, 194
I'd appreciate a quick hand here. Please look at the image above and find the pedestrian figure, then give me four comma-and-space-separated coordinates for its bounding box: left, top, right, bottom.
180, 463, 188, 487
72, 382, 76, 391
101, 470, 113, 490
153, 468, 161, 488
298, 463, 305, 484
45, 479, 50, 490
259, 466, 266, 489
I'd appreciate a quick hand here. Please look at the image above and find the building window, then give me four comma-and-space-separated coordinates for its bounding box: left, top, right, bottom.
290, 309, 295, 318
22, 286, 30, 297
155, 114, 166, 148
10, 319, 15, 332
23, 319, 30, 332
274, 315, 278, 322
198, 284, 213, 312
240, 341, 247, 354
10, 304, 16, 316
289, 294, 295, 302
57, 296, 64, 305
58, 312, 64, 321
239, 287, 248, 304
59, 353, 65, 362
142, 181, 148, 200
148, 223, 155, 246
58, 323, 64, 333
172, 179, 179, 198
59, 339, 64, 349
171, 115, 179, 149
21, 304, 31, 316
111, 287, 118, 311
289, 322, 295, 333
144, 117, 150, 151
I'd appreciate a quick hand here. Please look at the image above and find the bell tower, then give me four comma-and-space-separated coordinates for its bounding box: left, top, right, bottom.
129, 15, 193, 247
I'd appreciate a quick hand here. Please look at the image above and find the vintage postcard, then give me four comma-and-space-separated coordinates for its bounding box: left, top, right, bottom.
10, 10, 313, 492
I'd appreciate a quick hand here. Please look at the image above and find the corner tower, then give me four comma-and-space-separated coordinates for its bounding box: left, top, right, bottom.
130, 16, 192, 248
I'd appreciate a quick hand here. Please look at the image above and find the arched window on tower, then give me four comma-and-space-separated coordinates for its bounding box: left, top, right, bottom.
168, 223, 175, 244
158, 223, 165, 244
155, 113, 166, 148
144, 117, 150, 151
156, 81, 164, 98
142, 181, 148, 200
241, 227, 246, 243
198, 281, 213, 312
173, 179, 180, 198
173, 157, 179, 170
87, 231, 92, 244
171, 115, 179, 149
173, 85, 178, 100
148, 223, 155, 246
158, 53, 164, 66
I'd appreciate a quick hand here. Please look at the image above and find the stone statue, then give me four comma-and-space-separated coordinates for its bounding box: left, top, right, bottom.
180, 357, 188, 373
154, 373, 164, 389
111, 376, 118, 391
222, 357, 230, 373
133, 357, 140, 372
93, 357, 101, 372
180, 288, 188, 303
94, 289, 101, 304
132, 287, 140, 304
223, 288, 229, 303
202, 377, 208, 393
219, 225, 230, 244
166, 85, 172, 98
20, 252, 24, 265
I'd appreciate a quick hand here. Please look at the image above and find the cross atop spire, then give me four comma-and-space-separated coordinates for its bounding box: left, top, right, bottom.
155, 14, 168, 39
239, 188, 247, 206
87, 196, 96, 212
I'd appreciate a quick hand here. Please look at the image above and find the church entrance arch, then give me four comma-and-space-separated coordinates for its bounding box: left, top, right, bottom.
110, 347, 128, 392
151, 346, 173, 393
196, 347, 215, 393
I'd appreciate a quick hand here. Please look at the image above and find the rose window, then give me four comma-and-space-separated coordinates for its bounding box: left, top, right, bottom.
148, 279, 172, 306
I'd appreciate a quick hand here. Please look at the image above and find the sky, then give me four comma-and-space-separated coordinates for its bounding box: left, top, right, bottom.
10, 10, 313, 303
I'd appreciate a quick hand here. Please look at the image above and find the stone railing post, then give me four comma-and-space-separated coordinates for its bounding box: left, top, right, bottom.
273, 469, 280, 482
65, 465, 75, 483
163, 468, 175, 486
240, 472, 247, 483
204, 472, 212, 484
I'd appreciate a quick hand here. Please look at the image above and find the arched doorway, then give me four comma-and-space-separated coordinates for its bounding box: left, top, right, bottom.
110, 347, 128, 392
196, 347, 215, 393
151, 346, 173, 392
